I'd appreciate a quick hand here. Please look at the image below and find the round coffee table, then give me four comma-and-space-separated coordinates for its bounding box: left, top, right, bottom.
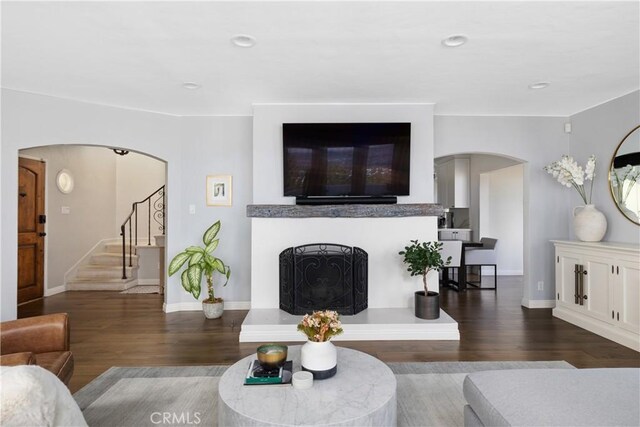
218, 345, 397, 426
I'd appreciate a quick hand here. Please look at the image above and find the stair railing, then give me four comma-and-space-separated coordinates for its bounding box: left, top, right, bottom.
120, 185, 165, 279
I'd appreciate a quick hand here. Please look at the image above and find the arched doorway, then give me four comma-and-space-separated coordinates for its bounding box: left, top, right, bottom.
434, 152, 527, 300
17, 144, 168, 305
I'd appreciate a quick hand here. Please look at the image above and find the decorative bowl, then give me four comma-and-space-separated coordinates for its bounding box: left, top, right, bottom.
256, 344, 288, 370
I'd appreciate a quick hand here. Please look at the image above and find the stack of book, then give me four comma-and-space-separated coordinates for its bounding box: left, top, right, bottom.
244, 360, 293, 386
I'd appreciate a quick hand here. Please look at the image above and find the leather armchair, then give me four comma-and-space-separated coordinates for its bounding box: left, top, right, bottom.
0, 313, 74, 385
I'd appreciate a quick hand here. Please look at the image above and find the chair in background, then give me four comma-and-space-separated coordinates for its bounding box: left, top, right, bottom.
465, 237, 498, 290
439, 240, 463, 289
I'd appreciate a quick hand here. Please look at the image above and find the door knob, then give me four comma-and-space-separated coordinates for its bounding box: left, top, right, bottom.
583, 295, 587, 300
38, 232, 47, 237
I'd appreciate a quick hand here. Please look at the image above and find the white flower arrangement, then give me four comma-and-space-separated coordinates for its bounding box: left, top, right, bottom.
610, 164, 640, 204
544, 155, 596, 205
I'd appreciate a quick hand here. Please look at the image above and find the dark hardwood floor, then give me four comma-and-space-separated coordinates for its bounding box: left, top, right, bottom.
18, 277, 640, 393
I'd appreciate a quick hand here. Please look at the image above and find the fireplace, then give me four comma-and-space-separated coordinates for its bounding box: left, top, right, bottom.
279, 244, 368, 315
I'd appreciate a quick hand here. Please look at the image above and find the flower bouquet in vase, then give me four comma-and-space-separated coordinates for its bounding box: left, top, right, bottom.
544, 155, 607, 242
297, 310, 343, 379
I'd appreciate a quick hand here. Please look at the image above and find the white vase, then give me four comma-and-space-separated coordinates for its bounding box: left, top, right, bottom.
301, 340, 337, 380
573, 204, 607, 242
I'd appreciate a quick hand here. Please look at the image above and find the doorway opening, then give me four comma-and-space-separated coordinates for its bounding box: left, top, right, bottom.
18, 145, 167, 305
434, 153, 525, 296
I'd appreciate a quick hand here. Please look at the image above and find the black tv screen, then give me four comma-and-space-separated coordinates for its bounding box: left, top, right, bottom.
283, 123, 411, 197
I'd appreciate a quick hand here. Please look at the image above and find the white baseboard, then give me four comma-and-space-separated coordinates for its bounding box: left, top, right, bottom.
521, 298, 556, 309
553, 306, 639, 351
137, 279, 160, 285
163, 300, 251, 313
497, 269, 523, 276
44, 284, 66, 296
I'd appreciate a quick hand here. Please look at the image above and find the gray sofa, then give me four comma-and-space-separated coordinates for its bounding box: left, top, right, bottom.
463, 368, 640, 426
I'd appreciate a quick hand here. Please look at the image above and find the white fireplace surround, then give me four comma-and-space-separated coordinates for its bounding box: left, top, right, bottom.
251, 216, 439, 309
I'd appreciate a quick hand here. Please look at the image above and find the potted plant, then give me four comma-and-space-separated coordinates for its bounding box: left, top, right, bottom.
399, 240, 450, 320
168, 221, 231, 319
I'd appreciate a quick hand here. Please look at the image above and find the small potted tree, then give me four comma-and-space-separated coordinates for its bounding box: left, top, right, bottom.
168, 221, 231, 319
399, 240, 450, 320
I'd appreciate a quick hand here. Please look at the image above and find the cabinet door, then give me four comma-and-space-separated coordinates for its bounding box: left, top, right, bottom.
614, 260, 640, 334
439, 230, 454, 240
582, 256, 613, 322
457, 231, 471, 241
556, 252, 581, 309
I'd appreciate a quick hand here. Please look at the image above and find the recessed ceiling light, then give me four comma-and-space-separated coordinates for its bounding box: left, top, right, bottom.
441, 35, 468, 48
231, 34, 256, 48
182, 82, 201, 90
528, 81, 550, 90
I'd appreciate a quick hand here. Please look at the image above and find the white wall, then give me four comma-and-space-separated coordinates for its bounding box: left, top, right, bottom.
18, 146, 118, 290
479, 164, 524, 275
115, 151, 166, 240
468, 154, 520, 239
569, 90, 640, 244
1, 89, 184, 321
435, 115, 571, 305
176, 116, 253, 305
253, 103, 435, 204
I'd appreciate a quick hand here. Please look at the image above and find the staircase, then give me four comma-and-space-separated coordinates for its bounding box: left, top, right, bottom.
66, 242, 139, 291
66, 186, 164, 291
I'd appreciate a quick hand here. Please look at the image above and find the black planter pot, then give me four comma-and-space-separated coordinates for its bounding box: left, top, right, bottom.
414, 290, 440, 319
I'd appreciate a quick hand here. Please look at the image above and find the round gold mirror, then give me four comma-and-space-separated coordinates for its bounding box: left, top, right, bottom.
609, 125, 640, 225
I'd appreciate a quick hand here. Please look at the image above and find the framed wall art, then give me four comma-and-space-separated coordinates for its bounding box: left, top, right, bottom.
206, 175, 232, 206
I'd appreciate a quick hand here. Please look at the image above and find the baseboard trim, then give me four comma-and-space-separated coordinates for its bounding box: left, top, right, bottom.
163, 301, 251, 313
44, 284, 66, 297
497, 269, 523, 276
137, 279, 160, 285
553, 306, 639, 352
521, 298, 556, 309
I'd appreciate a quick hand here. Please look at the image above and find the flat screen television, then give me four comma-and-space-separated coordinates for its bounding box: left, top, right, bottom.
283, 123, 411, 197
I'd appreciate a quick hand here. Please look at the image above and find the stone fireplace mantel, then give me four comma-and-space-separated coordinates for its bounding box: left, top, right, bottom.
247, 203, 443, 218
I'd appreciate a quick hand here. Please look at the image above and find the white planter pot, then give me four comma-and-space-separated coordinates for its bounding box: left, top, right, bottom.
573, 204, 607, 242
301, 340, 337, 380
202, 300, 223, 319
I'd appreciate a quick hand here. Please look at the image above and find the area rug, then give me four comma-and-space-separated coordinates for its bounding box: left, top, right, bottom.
74, 361, 574, 427
120, 285, 160, 294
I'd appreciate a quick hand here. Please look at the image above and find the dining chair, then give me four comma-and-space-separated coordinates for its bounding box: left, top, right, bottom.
465, 237, 498, 290
438, 241, 463, 288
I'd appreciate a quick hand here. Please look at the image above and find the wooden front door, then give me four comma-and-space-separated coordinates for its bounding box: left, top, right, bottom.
18, 157, 46, 304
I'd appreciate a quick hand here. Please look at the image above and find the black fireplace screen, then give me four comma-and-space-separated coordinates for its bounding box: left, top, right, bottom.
279, 244, 368, 315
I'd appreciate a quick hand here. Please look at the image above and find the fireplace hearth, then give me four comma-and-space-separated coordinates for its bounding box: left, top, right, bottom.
279, 244, 368, 315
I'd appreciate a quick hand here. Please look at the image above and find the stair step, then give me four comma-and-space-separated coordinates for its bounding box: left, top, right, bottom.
90, 253, 139, 267
76, 265, 137, 280
104, 242, 137, 254
67, 278, 137, 292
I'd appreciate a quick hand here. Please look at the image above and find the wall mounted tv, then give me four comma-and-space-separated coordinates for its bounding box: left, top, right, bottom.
283, 123, 411, 200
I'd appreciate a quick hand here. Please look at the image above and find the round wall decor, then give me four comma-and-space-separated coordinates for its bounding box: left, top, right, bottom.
56, 169, 74, 194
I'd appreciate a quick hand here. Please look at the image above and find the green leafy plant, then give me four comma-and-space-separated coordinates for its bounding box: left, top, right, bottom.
399, 240, 451, 294
168, 221, 231, 302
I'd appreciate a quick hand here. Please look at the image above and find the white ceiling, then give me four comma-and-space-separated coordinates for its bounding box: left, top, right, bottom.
2, 1, 638, 117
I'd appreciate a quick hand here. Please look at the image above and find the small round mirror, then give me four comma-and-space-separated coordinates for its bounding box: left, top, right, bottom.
56, 169, 74, 194
609, 125, 640, 225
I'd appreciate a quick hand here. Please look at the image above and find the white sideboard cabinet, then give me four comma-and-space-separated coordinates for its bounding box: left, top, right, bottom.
552, 240, 639, 351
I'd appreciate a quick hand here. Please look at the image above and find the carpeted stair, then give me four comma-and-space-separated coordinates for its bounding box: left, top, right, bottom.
67, 242, 139, 291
